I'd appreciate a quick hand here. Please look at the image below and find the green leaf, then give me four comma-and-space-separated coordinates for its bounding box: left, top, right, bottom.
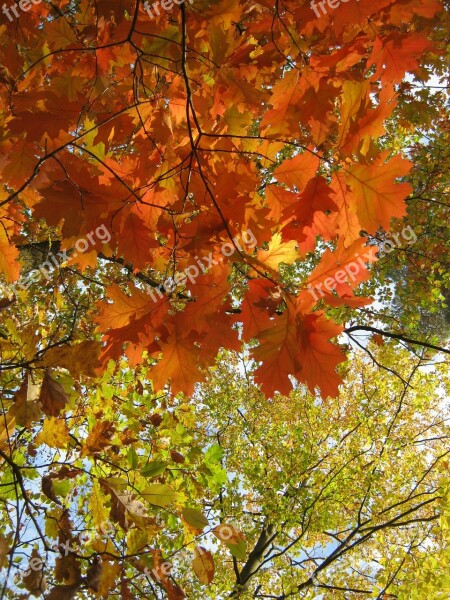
204, 444, 223, 464
141, 484, 177, 507
141, 460, 167, 478
181, 507, 209, 531
127, 447, 138, 470
52, 479, 71, 498
227, 539, 246, 560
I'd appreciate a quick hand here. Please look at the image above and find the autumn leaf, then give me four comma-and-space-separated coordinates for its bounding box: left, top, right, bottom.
35, 417, 70, 449
42, 475, 62, 505
22, 549, 47, 596
256, 233, 299, 272
100, 479, 151, 531
273, 150, 320, 190
45, 584, 81, 600
10, 375, 41, 428
0, 535, 11, 569
0, 223, 20, 283
347, 153, 412, 233
86, 556, 102, 592
39, 371, 69, 417
41, 340, 102, 378
368, 33, 431, 85
253, 302, 345, 398
192, 547, 215, 585
212, 523, 245, 546
82, 420, 116, 455
0, 1, 445, 597
0, 411, 15, 450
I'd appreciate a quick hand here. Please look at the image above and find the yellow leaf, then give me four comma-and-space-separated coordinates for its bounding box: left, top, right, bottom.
90, 480, 111, 534
192, 546, 215, 585
256, 233, 299, 271
141, 484, 177, 507
94, 560, 120, 598
0, 411, 15, 450
35, 417, 70, 449
41, 340, 102, 378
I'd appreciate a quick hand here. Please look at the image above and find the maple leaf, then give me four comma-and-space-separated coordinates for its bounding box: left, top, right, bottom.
35, 417, 70, 449
347, 153, 412, 233
368, 33, 432, 85
298, 238, 378, 311
148, 321, 205, 396
241, 279, 280, 341
273, 150, 320, 190
41, 340, 102, 378
253, 301, 344, 398
256, 233, 299, 272
82, 421, 116, 455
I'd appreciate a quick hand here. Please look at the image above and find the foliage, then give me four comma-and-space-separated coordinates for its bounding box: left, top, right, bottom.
0, 0, 448, 598
0, 0, 447, 396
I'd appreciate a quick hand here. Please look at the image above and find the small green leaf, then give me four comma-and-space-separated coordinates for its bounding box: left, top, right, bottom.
127, 447, 138, 470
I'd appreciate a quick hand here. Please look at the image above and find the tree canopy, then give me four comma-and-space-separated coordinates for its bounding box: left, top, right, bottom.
0, 0, 449, 598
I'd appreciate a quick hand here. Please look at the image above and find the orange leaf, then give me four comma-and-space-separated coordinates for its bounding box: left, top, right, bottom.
0, 224, 20, 283
347, 153, 412, 234
253, 302, 344, 398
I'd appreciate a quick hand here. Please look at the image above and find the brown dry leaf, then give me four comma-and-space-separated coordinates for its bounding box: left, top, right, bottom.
82, 420, 115, 455
22, 549, 47, 596
170, 450, 185, 464
0, 535, 11, 569
120, 577, 134, 600
166, 581, 186, 599
100, 479, 150, 531
42, 340, 102, 378
0, 297, 14, 309
10, 375, 41, 428
45, 583, 81, 600
54, 554, 81, 585
39, 371, 69, 417
42, 475, 62, 505
372, 333, 385, 346
86, 556, 102, 592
